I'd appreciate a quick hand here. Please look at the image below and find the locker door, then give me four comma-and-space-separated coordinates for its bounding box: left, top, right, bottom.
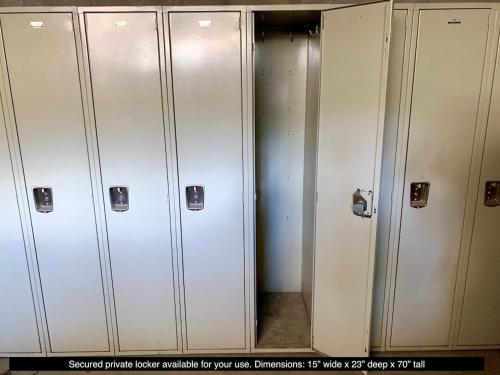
0, 13, 109, 352
371, 8, 409, 349
0, 102, 41, 354
391, 9, 490, 347
169, 12, 245, 350
85, 12, 178, 352
313, 2, 391, 356
458, 41, 500, 346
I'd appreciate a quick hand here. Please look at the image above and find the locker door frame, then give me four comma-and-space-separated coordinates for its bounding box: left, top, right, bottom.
0, 16, 46, 354
0, 7, 116, 356
369, 4, 414, 353
163, 5, 251, 355
247, 3, 392, 353
245, 3, 351, 354
77, 6, 183, 355
383, 2, 499, 352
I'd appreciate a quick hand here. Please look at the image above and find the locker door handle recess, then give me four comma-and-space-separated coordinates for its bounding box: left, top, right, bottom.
110, 186, 129, 212
410, 182, 430, 208
186, 185, 204, 211
33, 187, 53, 213
485, 181, 500, 207
352, 189, 372, 218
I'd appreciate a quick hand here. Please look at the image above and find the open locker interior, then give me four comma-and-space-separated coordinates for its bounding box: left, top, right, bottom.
253, 10, 321, 349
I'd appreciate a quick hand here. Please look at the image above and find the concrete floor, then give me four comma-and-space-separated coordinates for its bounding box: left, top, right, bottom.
256, 292, 311, 349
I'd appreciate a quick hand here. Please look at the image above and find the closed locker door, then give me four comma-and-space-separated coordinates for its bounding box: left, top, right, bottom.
0, 13, 109, 352
458, 44, 500, 346
85, 12, 178, 352
371, 8, 408, 349
169, 12, 245, 350
391, 9, 490, 347
0, 104, 41, 354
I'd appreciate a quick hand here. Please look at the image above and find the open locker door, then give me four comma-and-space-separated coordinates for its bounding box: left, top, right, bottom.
313, 1, 391, 356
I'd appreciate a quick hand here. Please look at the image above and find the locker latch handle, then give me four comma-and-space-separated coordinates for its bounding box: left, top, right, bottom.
33, 187, 53, 213
353, 189, 372, 218
485, 181, 500, 207
110, 186, 129, 212
186, 185, 204, 211
410, 182, 430, 208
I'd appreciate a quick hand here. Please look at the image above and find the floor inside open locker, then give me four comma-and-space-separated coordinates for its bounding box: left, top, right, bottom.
256, 292, 311, 349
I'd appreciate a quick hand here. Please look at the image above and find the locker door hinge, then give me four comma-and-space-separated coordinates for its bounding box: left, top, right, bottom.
384, 33, 390, 51
71, 19, 75, 31
404, 15, 409, 29
321, 14, 325, 29
239, 16, 241, 31
155, 16, 159, 31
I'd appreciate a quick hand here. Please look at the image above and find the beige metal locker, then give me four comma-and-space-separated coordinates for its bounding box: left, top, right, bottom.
0, 99, 41, 354
391, 9, 490, 347
251, 2, 390, 355
371, 8, 409, 349
458, 38, 500, 346
168, 11, 246, 350
83, 11, 179, 352
0, 12, 110, 353
312, 1, 390, 356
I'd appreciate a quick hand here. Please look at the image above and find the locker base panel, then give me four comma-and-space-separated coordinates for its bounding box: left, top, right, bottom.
256, 292, 311, 349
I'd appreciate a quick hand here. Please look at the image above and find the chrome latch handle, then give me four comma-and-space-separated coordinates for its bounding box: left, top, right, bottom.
353, 188, 372, 218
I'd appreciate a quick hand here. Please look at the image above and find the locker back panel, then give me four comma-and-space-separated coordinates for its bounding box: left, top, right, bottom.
458, 42, 500, 346
0, 13, 109, 353
85, 12, 178, 351
255, 32, 307, 293
169, 11, 245, 350
0, 104, 41, 354
391, 9, 490, 347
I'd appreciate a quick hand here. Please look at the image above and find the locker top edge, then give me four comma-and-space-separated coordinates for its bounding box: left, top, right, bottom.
77, 6, 162, 13
0, 6, 77, 13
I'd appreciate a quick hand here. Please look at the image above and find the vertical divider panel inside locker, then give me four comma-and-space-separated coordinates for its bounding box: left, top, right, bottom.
0, 12, 111, 353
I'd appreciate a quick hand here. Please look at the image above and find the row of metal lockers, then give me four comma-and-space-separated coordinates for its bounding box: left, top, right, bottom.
0, 2, 499, 358
0, 9, 252, 355
0, 2, 392, 357
371, 5, 500, 351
